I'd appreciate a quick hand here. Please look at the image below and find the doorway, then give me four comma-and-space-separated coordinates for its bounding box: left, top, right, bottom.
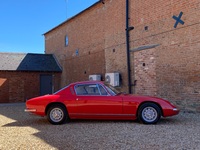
40, 74, 53, 96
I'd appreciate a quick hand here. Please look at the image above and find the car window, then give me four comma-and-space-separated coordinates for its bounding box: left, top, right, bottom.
98, 85, 108, 95
75, 84, 100, 95
75, 85, 87, 95
105, 85, 118, 96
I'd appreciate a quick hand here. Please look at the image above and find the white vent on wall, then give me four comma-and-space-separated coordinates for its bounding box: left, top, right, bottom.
105, 73, 120, 87
89, 75, 101, 81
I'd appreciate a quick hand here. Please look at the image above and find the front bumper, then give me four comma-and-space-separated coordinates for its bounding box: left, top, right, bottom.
173, 108, 179, 111
166, 107, 180, 117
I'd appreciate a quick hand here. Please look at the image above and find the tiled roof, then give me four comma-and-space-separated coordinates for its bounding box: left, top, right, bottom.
0, 53, 62, 72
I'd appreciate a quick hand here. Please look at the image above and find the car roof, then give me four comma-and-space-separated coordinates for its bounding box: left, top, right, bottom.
71, 81, 104, 86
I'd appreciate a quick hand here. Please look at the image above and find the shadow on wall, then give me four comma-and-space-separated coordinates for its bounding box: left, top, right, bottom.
0, 78, 9, 103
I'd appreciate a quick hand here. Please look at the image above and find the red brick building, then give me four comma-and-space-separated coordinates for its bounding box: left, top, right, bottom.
0, 53, 62, 103
44, 0, 200, 112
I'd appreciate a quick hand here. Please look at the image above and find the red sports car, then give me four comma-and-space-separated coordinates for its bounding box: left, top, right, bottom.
25, 81, 179, 125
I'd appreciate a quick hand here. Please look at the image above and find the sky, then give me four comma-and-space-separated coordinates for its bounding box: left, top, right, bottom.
0, 0, 98, 54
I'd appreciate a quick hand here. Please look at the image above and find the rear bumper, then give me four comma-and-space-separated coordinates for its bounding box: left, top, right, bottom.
24, 108, 37, 112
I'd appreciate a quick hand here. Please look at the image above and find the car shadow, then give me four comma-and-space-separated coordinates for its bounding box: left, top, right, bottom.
0, 103, 181, 149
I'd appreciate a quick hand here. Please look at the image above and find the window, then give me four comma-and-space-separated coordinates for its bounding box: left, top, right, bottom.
75, 84, 100, 95
105, 85, 118, 96
75, 85, 87, 95
65, 35, 68, 46
98, 85, 108, 95
75, 49, 79, 56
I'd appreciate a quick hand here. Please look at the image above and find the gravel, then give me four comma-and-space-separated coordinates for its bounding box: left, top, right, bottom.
0, 103, 200, 150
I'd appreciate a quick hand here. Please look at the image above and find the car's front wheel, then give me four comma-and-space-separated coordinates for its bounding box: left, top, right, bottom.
138, 103, 161, 124
47, 104, 69, 125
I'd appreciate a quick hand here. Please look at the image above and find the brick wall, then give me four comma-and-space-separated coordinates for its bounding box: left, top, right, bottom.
0, 71, 61, 103
45, 0, 127, 89
45, 2, 107, 88
129, 0, 200, 112
45, 0, 200, 112
133, 48, 157, 96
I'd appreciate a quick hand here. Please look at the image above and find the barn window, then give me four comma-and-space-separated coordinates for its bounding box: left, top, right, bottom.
65, 35, 69, 46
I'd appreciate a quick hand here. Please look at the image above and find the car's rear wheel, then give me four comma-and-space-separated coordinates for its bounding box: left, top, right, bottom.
47, 104, 69, 125
138, 103, 161, 124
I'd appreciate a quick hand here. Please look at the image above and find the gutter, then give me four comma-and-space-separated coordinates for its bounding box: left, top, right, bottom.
125, 0, 134, 94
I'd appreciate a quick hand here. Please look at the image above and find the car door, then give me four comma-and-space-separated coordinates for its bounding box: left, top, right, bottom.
74, 83, 123, 118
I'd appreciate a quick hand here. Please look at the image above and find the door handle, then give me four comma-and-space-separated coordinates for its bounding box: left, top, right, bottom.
76, 98, 79, 101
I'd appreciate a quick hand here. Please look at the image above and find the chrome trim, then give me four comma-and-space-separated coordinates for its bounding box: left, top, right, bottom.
24, 109, 37, 112
74, 95, 111, 97
97, 84, 109, 96
70, 113, 135, 117
54, 85, 69, 94
173, 108, 179, 111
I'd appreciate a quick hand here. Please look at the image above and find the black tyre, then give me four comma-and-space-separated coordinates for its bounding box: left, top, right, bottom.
138, 103, 161, 124
47, 104, 69, 125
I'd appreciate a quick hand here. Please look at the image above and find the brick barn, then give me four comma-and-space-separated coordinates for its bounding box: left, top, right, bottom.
44, 0, 200, 112
0, 53, 62, 103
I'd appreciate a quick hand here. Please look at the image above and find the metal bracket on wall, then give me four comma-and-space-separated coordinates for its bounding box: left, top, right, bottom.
101, 0, 105, 4
130, 44, 160, 52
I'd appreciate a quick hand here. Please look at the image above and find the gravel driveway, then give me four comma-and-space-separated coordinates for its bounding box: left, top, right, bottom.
0, 103, 200, 150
